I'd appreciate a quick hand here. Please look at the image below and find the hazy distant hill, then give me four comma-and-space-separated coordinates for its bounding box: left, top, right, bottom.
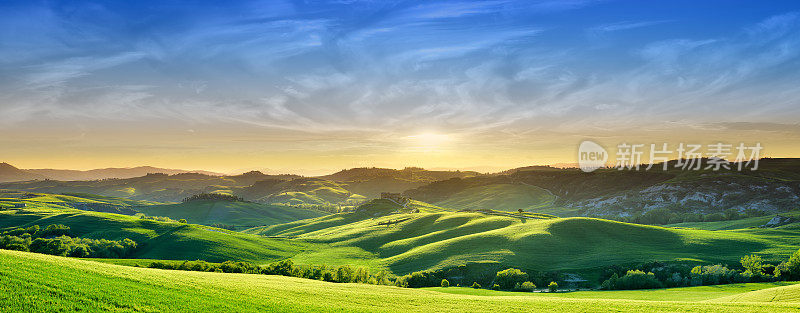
0, 163, 47, 183
26, 166, 224, 181
405, 158, 800, 223
319, 167, 481, 182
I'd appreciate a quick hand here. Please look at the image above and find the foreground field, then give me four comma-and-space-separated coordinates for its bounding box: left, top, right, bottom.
424, 282, 799, 301
2, 250, 800, 313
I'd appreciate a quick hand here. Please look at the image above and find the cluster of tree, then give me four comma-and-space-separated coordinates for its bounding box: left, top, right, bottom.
209, 223, 237, 230
182, 193, 244, 203
395, 267, 559, 292
147, 259, 396, 286
600, 251, 799, 290
0, 224, 136, 258
280, 202, 360, 214
134, 213, 186, 223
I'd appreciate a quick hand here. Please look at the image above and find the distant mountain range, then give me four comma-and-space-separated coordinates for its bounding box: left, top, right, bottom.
0, 162, 223, 182
0, 163, 48, 182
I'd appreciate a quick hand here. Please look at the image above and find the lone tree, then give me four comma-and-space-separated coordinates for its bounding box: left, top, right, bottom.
548, 281, 558, 293
518, 209, 524, 214
741, 254, 764, 275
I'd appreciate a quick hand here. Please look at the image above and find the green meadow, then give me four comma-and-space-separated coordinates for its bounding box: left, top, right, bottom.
3, 250, 800, 313
0, 204, 311, 263
134, 199, 327, 227
248, 207, 800, 275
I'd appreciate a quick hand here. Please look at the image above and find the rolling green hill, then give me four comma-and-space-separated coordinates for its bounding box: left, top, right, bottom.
711, 282, 800, 303
432, 183, 555, 212
2, 250, 799, 312
0, 204, 310, 263
403, 158, 800, 224
134, 200, 327, 227
426, 282, 799, 301
247, 211, 800, 276
667, 212, 800, 231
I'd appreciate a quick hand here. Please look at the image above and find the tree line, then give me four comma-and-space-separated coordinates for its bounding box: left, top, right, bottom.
600, 250, 800, 290
146, 259, 395, 285
182, 193, 244, 203
145, 258, 561, 292
0, 224, 137, 258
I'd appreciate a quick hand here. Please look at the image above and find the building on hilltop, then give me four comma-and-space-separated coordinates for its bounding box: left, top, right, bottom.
380, 192, 408, 204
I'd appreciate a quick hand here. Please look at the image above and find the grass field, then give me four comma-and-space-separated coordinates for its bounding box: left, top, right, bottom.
432, 183, 556, 212
424, 282, 799, 301
248, 210, 800, 275
667, 212, 800, 231
134, 200, 326, 227
0, 190, 158, 208
3, 250, 800, 312
0, 205, 312, 263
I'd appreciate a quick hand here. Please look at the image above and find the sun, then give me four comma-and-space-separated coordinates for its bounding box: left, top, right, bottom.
406, 133, 451, 147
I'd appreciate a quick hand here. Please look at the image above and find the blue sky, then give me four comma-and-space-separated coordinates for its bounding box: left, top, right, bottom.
1, 0, 800, 173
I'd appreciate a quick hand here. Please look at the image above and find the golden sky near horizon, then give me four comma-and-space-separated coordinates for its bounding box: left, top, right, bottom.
3, 119, 798, 175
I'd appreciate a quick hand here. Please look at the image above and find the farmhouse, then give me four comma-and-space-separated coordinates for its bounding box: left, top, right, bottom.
380, 192, 408, 204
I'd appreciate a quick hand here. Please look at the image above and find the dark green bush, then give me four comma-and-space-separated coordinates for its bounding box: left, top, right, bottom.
602, 270, 662, 290
494, 268, 529, 290
514, 281, 536, 292
548, 281, 558, 292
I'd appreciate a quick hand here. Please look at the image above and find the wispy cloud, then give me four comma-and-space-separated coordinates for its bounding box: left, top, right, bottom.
589, 20, 671, 34
2, 2, 800, 170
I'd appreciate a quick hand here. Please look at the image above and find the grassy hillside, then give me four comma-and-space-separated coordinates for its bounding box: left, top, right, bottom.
433, 183, 555, 212
248, 211, 800, 275
711, 282, 800, 303
667, 212, 800, 231
2, 250, 799, 312
134, 200, 326, 227
0, 172, 298, 203
425, 282, 799, 301
0, 162, 46, 183
0, 205, 310, 263
404, 158, 800, 223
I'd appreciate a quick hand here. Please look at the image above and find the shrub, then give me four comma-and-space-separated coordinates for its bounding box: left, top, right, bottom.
38, 224, 71, 237
514, 281, 535, 292
548, 281, 558, 292
404, 271, 438, 288
441, 279, 450, 287
354, 267, 370, 283
775, 249, 800, 280
335, 265, 354, 283
690, 265, 743, 285
604, 270, 662, 290
322, 270, 336, 282
492, 284, 500, 290
263, 259, 295, 276
494, 268, 529, 290
178, 219, 188, 224
741, 254, 763, 276
374, 270, 391, 285
471, 282, 481, 289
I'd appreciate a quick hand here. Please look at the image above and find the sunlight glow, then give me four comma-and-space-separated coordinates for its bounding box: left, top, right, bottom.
406, 133, 452, 147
